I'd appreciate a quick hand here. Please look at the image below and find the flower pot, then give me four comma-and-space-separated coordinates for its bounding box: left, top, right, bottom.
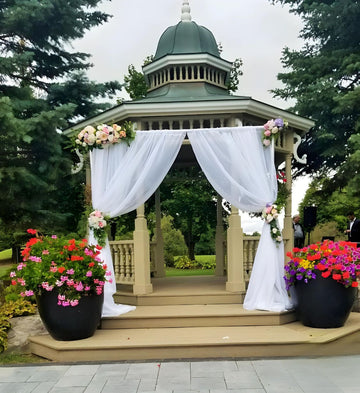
294, 272, 356, 328
36, 290, 104, 340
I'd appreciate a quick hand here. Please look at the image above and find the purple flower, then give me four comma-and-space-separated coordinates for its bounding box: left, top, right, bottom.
274, 118, 284, 128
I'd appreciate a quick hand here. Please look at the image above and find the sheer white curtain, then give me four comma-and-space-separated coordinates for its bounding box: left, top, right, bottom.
188, 127, 292, 312
90, 130, 186, 316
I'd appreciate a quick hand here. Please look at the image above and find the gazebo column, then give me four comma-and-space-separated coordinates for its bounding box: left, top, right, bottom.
153, 188, 165, 277
215, 194, 225, 276
133, 204, 153, 295
283, 153, 294, 256
226, 206, 246, 292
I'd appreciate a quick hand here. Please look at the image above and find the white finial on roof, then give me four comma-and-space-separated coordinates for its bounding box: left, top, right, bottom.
181, 1, 192, 22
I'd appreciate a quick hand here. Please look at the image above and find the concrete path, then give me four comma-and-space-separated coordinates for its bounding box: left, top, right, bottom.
0, 355, 359, 393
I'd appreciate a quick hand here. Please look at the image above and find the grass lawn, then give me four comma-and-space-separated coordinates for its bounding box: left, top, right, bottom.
194, 255, 215, 264
0, 249, 14, 279
0, 248, 11, 261
166, 255, 215, 276
0, 353, 49, 365
166, 267, 215, 276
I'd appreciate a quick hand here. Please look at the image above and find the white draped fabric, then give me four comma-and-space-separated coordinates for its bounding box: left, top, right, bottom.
90, 131, 186, 216
89, 127, 292, 316
187, 127, 277, 212
188, 127, 292, 312
89, 130, 186, 316
243, 222, 293, 311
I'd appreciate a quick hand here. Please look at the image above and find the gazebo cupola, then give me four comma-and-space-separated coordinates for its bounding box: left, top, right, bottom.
143, 1, 232, 97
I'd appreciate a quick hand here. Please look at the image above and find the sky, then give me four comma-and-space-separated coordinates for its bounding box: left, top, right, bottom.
73, 0, 310, 232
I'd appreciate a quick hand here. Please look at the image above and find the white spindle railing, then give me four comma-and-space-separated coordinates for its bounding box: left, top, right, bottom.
243, 237, 260, 283
110, 237, 261, 287
109, 240, 135, 284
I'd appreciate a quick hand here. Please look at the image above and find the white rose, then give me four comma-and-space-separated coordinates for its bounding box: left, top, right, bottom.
271, 126, 279, 134
266, 215, 274, 223
268, 120, 275, 129
75, 139, 81, 144
84, 125, 95, 134
87, 134, 96, 143
88, 217, 97, 226
108, 134, 114, 142
276, 236, 282, 242
272, 228, 278, 234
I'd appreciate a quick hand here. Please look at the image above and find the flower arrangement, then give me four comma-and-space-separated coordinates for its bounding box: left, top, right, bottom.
262, 118, 288, 147
275, 170, 290, 213
284, 240, 360, 290
262, 204, 282, 244
10, 229, 110, 307
73, 121, 135, 154
88, 210, 109, 247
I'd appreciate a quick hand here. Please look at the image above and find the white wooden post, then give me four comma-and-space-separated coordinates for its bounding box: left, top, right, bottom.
133, 204, 153, 295
215, 194, 225, 276
226, 206, 246, 292
154, 188, 166, 277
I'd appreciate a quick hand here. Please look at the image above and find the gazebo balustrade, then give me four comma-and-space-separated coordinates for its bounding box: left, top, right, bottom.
109, 235, 262, 290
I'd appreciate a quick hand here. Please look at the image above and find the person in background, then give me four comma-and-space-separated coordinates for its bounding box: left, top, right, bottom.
293, 214, 305, 248
345, 212, 360, 244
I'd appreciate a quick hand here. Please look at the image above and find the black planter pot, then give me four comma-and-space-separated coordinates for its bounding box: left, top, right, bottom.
294, 272, 356, 328
36, 290, 104, 341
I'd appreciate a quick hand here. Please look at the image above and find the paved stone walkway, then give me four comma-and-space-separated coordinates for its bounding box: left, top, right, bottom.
0, 355, 359, 393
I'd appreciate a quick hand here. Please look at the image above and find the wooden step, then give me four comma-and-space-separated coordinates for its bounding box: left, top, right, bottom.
114, 275, 244, 306
101, 304, 296, 329
29, 313, 360, 362
114, 291, 244, 306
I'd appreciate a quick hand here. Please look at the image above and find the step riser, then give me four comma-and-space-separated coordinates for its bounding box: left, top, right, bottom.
101, 314, 296, 329
113, 294, 244, 306
30, 333, 360, 363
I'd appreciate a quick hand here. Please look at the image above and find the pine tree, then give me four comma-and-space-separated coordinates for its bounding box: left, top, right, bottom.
270, 0, 360, 179
0, 0, 122, 252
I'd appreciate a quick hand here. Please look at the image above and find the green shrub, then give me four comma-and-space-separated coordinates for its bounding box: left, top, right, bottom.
1, 299, 37, 318
197, 259, 216, 270
195, 255, 216, 270
161, 216, 187, 267
4, 284, 27, 303
0, 298, 37, 354
174, 256, 199, 269
0, 315, 11, 353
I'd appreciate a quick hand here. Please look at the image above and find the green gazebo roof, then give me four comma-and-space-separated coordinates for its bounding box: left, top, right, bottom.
154, 20, 220, 60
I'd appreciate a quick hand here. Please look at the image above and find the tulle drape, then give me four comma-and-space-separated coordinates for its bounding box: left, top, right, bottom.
89, 131, 185, 316
188, 127, 292, 312
89, 127, 292, 316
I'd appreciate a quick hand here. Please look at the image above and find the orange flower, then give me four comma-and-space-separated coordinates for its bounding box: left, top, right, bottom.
58, 267, 66, 273
352, 281, 359, 287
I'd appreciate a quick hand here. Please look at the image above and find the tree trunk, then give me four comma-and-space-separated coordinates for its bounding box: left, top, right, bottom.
188, 242, 196, 261
12, 246, 21, 264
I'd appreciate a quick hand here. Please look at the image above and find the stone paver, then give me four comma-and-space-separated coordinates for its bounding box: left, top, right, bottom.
0, 355, 360, 392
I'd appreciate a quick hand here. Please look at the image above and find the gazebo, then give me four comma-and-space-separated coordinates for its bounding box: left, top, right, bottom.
65, 1, 314, 305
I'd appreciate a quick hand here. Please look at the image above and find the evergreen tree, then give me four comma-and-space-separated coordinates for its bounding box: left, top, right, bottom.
270, 0, 360, 178
0, 0, 122, 252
